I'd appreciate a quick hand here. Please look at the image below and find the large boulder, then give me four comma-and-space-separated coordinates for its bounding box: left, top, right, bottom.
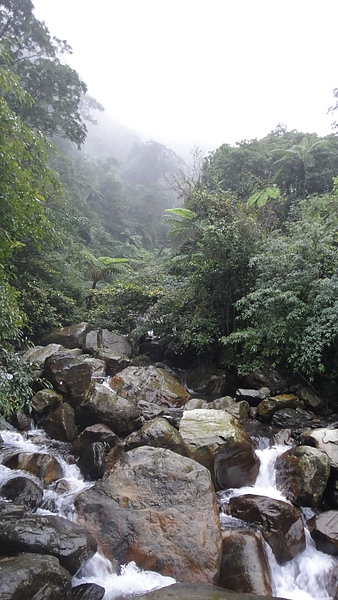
136, 585, 286, 600
75, 446, 222, 584
42, 322, 89, 349
186, 362, 227, 396
226, 494, 306, 562
257, 394, 300, 421
85, 329, 132, 357
271, 407, 316, 429
108, 365, 191, 408
23, 343, 64, 368
275, 445, 331, 508
0, 514, 97, 575
179, 410, 259, 489
31, 388, 64, 418
43, 352, 92, 400
0, 553, 72, 600
40, 403, 78, 442
75, 382, 141, 436
0, 476, 43, 511
308, 510, 338, 555
219, 529, 272, 595
303, 428, 338, 470
123, 417, 190, 457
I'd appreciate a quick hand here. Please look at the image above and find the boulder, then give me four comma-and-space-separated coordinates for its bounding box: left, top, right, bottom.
123, 417, 190, 457
298, 386, 326, 413
136, 584, 286, 600
75, 383, 141, 436
72, 583, 105, 600
41, 403, 78, 442
75, 446, 222, 584
23, 343, 64, 367
275, 445, 330, 508
95, 350, 130, 376
3, 451, 63, 485
42, 322, 89, 349
73, 423, 119, 456
77, 442, 106, 480
308, 510, 338, 555
245, 367, 288, 395
82, 357, 107, 379
0, 514, 97, 575
85, 329, 132, 357
179, 410, 259, 489
302, 428, 338, 470
219, 529, 272, 595
257, 394, 300, 421
271, 407, 317, 429
31, 388, 64, 418
226, 494, 305, 562
235, 388, 270, 407
0, 553, 72, 600
108, 365, 191, 408
184, 398, 208, 410
44, 352, 92, 400
0, 476, 43, 511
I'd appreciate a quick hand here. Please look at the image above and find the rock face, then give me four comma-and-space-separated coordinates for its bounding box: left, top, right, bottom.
108, 366, 191, 408
219, 530, 272, 595
0, 514, 97, 575
308, 510, 338, 555
0, 553, 72, 600
179, 410, 259, 489
275, 445, 330, 508
75, 446, 222, 584
226, 494, 306, 562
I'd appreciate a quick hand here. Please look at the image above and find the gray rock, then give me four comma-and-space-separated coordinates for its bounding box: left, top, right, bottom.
123, 417, 190, 457
43, 352, 92, 400
135, 584, 286, 600
42, 322, 89, 349
0, 476, 43, 511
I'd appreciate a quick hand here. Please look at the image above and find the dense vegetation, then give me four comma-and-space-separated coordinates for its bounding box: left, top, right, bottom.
2, 0, 338, 415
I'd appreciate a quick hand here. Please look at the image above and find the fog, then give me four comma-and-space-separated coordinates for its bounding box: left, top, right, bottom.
33, 0, 338, 154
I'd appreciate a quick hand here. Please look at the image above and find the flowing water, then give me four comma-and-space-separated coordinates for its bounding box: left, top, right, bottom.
1, 426, 338, 598
218, 441, 338, 600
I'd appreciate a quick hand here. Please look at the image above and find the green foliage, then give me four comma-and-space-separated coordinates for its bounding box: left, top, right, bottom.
222, 193, 338, 380
0, 349, 36, 418
247, 185, 280, 207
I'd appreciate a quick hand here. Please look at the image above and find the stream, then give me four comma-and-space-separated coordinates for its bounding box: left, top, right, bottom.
1, 426, 337, 599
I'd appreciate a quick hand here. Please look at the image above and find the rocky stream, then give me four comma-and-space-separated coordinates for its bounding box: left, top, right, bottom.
1, 323, 338, 600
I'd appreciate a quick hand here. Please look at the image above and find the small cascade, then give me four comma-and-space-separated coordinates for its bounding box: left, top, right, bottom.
218, 441, 338, 600
0, 427, 176, 598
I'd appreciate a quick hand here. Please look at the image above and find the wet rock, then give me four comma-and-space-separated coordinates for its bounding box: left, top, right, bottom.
23, 343, 64, 367
75, 446, 222, 584
108, 365, 191, 408
73, 423, 119, 455
0, 476, 43, 510
31, 388, 64, 418
42, 322, 89, 349
0, 553, 72, 599
3, 451, 63, 485
257, 394, 300, 421
0, 514, 97, 575
271, 407, 316, 429
226, 494, 306, 562
136, 584, 286, 600
123, 417, 190, 457
179, 410, 259, 489
10, 411, 34, 431
308, 510, 338, 555
41, 403, 78, 442
219, 529, 272, 595
275, 445, 330, 508
75, 383, 141, 436
72, 582, 105, 600
78, 442, 106, 480
44, 352, 92, 400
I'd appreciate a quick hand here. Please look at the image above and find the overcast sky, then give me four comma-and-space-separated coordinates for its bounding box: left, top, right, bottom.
33, 0, 338, 154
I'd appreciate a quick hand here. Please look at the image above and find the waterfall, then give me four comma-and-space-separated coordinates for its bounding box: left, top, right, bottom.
218, 442, 338, 600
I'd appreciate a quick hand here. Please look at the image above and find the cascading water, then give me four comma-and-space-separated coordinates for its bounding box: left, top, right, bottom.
218, 440, 338, 600
0, 427, 175, 599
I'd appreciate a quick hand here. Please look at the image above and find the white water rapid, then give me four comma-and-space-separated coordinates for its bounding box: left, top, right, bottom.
218, 441, 338, 600
0, 427, 175, 599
